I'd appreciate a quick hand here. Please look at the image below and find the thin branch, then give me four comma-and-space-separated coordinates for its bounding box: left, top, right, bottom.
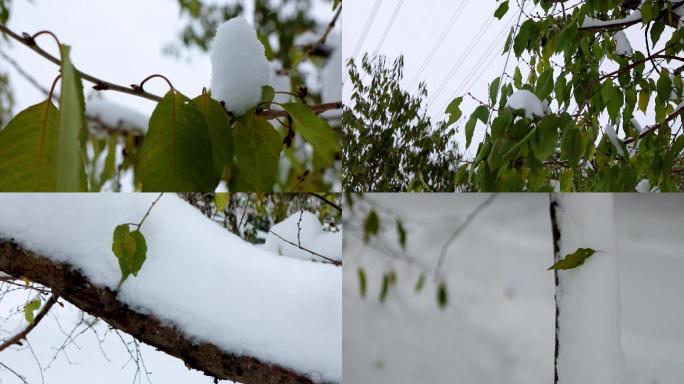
268, 230, 341, 266
433, 194, 498, 281
303, 4, 342, 56
0, 361, 29, 384
307, 193, 342, 212
0, 294, 59, 352
0, 24, 342, 118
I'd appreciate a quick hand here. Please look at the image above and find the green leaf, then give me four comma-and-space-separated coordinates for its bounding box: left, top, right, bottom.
357, 267, 367, 298
414, 273, 425, 293
638, 89, 650, 113
548, 248, 596, 270
0, 101, 60, 191
282, 102, 340, 167
380, 273, 390, 302
363, 210, 380, 243
445, 96, 463, 127
531, 114, 558, 160
489, 77, 501, 105
233, 115, 282, 191
214, 192, 229, 211
56, 44, 88, 192
650, 20, 665, 46
396, 220, 406, 250
192, 93, 233, 179
112, 224, 148, 283
560, 115, 582, 166
514, 19, 534, 57
139, 90, 217, 191
23, 298, 41, 324
656, 70, 672, 104
494, 1, 509, 19
466, 105, 489, 149
535, 68, 554, 100
261, 85, 275, 104
437, 281, 448, 309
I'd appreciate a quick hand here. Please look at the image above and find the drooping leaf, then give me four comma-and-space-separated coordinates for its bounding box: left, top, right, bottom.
357, 267, 367, 298
233, 115, 281, 191
261, 85, 275, 104
494, 1, 509, 19
437, 281, 448, 309
0, 101, 60, 191
396, 220, 406, 250
112, 224, 147, 283
548, 248, 597, 270
466, 105, 489, 149
139, 90, 217, 191
192, 93, 233, 179
23, 298, 41, 324
414, 273, 425, 293
282, 102, 340, 167
445, 96, 463, 127
363, 210, 380, 243
56, 44, 88, 192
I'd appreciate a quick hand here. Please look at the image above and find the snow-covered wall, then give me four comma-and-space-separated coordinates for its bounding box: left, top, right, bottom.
552, 194, 626, 384
0, 194, 341, 383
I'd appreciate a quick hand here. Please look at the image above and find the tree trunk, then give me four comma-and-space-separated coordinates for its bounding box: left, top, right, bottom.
549, 194, 626, 384
0, 241, 315, 384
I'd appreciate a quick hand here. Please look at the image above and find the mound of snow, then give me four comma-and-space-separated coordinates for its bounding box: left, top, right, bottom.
0, 194, 340, 383
265, 211, 342, 263
210, 17, 270, 116
506, 90, 545, 118
614, 31, 633, 57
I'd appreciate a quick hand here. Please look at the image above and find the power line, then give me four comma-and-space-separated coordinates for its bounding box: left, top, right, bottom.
407, 0, 471, 90
350, 0, 384, 61
425, 13, 499, 108
372, 0, 406, 55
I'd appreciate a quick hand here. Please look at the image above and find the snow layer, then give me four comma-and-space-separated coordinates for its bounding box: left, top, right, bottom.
210, 18, 270, 116
506, 90, 545, 118
614, 31, 633, 57
264, 211, 342, 263
0, 194, 341, 383
86, 96, 149, 134
552, 194, 626, 384
604, 124, 625, 156
581, 10, 641, 28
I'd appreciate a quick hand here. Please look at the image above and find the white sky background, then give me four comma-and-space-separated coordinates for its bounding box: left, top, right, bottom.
343, 0, 668, 158
0, 1, 338, 382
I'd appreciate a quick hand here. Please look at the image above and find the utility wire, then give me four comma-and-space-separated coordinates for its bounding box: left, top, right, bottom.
350, 0, 384, 61
372, 0, 406, 55
407, 0, 471, 90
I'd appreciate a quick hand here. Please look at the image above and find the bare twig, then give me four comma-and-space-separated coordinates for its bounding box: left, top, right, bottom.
433, 194, 498, 281
269, 230, 341, 266
307, 192, 342, 212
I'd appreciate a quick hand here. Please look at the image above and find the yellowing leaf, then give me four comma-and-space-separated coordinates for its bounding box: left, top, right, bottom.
548, 248, 597, 270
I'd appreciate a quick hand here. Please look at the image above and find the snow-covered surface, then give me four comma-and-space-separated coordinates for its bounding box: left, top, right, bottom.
86, 95, 149, 134
264, 211, 342, 263
0, 194, 341, 383
614, 30, 633, 56
506, 90, 545, 118
210, 18, 270, 116
604, 123, 625, 156
581, 10, 641, 28
344, 194, 684, 383
552, 194, 626, 384
635, 179, 658, 193
630, 117, 643, 133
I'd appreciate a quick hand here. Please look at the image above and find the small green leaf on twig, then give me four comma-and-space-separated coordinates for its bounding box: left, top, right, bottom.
112, 224, 148, 284
437, 281, 448, 309
548, 248, 597, 270
23, 298, 41, 324
357, 267, 367, 298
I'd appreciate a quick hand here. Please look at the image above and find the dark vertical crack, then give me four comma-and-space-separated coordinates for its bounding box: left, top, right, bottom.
549, 194, 561, 384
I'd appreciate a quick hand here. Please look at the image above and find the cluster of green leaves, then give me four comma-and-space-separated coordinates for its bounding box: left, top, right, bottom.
446, 0, 684, 192
343, 54, 461, 192
0, 66, 339, 192
348, 194, 448, 309
548, 247, 597, 270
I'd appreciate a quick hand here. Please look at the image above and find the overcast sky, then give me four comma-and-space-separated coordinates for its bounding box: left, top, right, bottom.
342, 0, 667, 157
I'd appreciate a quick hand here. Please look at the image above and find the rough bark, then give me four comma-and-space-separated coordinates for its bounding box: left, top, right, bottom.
0, 241, 315, 384
548, 194, 561, 384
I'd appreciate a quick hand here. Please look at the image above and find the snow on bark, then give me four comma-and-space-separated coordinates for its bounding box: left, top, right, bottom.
264, 211, 342, 263
614, 30, 633, 57
0, 194, 340, 383
210, 17, 270, 116
604, 124, 625, 156
506, 90, 546, 118
551, 194, 626, 384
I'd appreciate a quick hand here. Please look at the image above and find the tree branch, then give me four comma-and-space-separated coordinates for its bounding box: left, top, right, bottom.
0, 24, 341, 119
0, 241, 315, 384
268, 231, 341, 266
0, 294, 59, 352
